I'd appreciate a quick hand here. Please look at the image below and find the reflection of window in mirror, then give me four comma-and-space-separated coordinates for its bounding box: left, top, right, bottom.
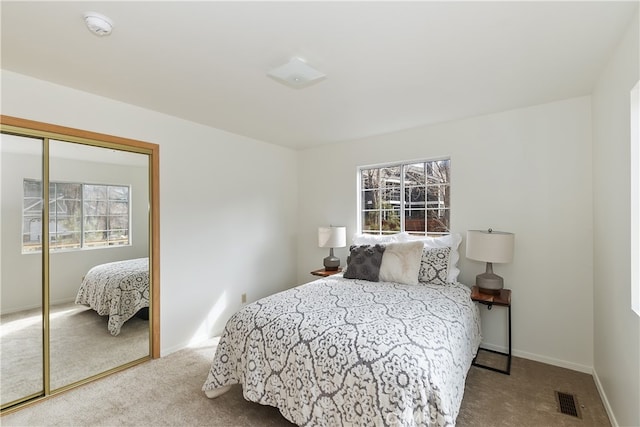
631, 80, 639, 317
22, 180, 131, 253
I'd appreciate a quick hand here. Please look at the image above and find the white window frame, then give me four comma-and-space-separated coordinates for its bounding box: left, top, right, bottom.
631, 80, 639, 316
357, 157, 451, 236
22, 179, 131, 253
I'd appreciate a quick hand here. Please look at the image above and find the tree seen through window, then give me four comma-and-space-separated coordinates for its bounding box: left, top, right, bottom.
22, 179, 130, 252
360, 159, 450, 236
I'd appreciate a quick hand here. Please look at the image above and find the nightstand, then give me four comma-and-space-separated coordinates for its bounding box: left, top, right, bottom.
310, 268, 342, 277
471, 286, 512, 375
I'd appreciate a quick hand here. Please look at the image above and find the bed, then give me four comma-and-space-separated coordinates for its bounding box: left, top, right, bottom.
74, 257, 149, 336
203, 234, 482, 426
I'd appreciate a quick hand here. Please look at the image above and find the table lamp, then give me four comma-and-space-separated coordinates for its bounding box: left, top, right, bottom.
466, 228, 515, 294
318, 226, 346, 271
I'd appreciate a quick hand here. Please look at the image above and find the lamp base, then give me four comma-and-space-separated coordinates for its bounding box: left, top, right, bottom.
323, 248, 340, 271
475, 261, 504, 295
476, 272, 504, 295
323, 256, 340, 271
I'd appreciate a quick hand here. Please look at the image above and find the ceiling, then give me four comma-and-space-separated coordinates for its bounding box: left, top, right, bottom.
1, 1, 637, 150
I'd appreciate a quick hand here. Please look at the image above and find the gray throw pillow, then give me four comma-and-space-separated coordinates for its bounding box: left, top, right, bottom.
344, 244, 386, 282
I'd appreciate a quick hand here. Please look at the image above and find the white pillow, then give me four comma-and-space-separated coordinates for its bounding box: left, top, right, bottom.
352, 232, 405, 246
378, 241, 424, 285
402, 233, 462, 283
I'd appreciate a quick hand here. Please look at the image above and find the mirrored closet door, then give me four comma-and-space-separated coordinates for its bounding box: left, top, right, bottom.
0, 133, 44, 406
0, 116, 160, 412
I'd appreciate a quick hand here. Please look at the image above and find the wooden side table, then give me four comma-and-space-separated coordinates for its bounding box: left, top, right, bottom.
471, 286, 512, 375
310, 268, 342, 277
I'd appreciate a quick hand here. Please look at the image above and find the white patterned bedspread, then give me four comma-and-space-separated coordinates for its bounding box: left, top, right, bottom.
202, 276, 481, 426
75, 257, 149, 336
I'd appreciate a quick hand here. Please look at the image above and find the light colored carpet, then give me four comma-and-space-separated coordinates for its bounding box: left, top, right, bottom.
1, 338, 610, 426
1, 303, 149, 406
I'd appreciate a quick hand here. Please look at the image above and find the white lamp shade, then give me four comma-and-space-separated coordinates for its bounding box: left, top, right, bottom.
318, 226, 347, 248
466, 230, 514, 263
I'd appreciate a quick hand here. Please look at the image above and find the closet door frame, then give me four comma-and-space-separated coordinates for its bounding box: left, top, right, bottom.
0, 115, 160, 413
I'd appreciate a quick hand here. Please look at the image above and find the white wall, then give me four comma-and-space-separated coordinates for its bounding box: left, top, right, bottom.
297, 96, 594, 373
592, 9, 640, 427
4, 25, 636, 422
1, 70, 299, 354
0, 146, 149, 312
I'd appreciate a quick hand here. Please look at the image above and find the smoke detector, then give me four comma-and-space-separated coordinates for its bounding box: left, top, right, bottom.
267, 57, 326, 89
84, 12, 114, 37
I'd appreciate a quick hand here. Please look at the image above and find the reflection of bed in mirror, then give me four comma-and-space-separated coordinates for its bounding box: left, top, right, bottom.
75, 257, 149, 336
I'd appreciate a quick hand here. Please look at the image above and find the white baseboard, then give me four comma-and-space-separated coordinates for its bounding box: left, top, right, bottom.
2, 297, 76, 315
160, 330, 224, 358
592, 368, 619, 427
160, 343, 185, 357
1, 302, 42, 315
479, 342, 593, 374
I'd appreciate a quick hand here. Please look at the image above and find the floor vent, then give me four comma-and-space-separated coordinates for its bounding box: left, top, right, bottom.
555, 391, 581, 419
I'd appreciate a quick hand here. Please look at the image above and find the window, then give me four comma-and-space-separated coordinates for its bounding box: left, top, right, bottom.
359, 159, 450, 236
631, 80, 639, 316
22, 179, 130, 253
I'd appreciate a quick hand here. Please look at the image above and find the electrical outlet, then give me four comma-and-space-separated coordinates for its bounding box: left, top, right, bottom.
241, 293, 247, 304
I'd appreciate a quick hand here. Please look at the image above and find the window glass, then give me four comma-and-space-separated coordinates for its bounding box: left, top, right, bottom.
50, 182, 82, 250
22, 180, 130, 252
359, 158, 450, 236
631, 80, 639, 316
22, 179, 43, 253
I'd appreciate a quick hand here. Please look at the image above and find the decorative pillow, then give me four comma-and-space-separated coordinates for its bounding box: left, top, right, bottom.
403, 233, 462, 282
343, 244, 386, 282
378, 241, 424, 285
351, 232, 405, 246
418, 246, 452, 285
